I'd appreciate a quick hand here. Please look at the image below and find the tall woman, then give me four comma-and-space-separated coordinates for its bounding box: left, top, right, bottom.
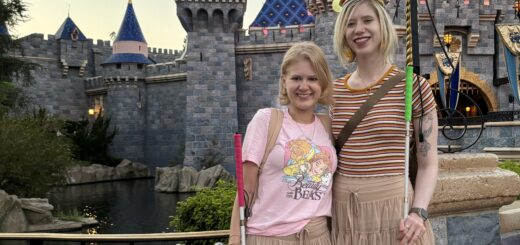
331, 0, 438, 244
229, 42, 337, 245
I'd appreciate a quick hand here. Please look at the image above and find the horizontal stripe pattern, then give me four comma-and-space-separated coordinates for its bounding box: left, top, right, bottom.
332, 67, 436, 177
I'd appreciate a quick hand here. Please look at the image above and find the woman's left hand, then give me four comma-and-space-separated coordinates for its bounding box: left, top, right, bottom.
398, 213, 426, 245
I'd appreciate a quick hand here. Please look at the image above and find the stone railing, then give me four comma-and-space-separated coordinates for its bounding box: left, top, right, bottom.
430, 153, 520, 244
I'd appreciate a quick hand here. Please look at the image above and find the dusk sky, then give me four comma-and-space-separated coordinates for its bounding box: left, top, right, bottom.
12, 0, 264, 51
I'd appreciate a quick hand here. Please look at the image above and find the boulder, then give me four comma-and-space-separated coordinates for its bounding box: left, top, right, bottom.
20, 198, 54, 225
155, 167, 180, 192
154, 165, 232, 193
0, 190, 27, 232
115, 159, 150, 179
66, 164, 115, 184
178, 167, 199, 192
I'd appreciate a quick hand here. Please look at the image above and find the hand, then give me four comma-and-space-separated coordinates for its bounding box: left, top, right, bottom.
229, 235, 240, 245
398, 213, 426, 245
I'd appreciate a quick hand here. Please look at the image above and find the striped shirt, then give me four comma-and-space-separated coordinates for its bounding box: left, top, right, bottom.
332, 66, 436, 177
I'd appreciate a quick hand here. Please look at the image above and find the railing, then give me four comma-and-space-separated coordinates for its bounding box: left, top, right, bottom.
0, 230, 229, 245
438, 110, 520, 125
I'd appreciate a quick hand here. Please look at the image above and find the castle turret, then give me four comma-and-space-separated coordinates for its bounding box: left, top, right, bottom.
306, 0, 343, 77
103, 0, 152, 66
176, 0, 246, 170
55, 16, 90, 77
102, 0, 149, 163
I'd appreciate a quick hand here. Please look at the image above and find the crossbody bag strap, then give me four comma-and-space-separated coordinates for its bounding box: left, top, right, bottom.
335, 72, 405, 153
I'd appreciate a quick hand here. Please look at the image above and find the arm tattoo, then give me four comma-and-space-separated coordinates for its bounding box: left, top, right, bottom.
418, 113, 434, 157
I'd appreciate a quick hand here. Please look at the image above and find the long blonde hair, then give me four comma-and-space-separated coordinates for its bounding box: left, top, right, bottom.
333, 0, 398, 66
278, 42, 334, 105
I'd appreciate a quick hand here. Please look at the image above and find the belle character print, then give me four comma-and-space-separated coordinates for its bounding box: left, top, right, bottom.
282, 139, 333, 200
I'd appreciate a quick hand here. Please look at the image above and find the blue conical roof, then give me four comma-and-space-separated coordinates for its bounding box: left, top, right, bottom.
115, 1, 146, 43
55, 17, 87, 41
0, 22, 9, 36
250, 0, 314, 28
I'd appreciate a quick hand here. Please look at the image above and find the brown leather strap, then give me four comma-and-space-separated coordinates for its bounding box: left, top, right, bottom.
335, 72, 405, 153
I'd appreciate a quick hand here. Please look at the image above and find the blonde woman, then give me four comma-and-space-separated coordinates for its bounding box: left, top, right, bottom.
331, 0, 439, 244
229, 42, 337, 245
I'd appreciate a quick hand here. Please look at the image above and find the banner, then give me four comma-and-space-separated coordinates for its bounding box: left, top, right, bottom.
496, 24, 520, 105
435, 52, 461, 111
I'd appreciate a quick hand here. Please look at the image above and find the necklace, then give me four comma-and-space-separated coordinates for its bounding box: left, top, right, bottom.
294, 115, 316, 142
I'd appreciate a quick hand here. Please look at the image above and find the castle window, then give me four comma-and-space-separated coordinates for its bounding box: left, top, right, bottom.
137, 64, 143, 69
116, 64, 122, 69
71, 28, 79, 41
139, 46, 141, 51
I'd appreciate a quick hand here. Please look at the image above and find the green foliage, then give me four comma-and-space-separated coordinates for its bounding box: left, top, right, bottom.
63, 115, 120, 166
499, 160, 520, 199
1, 0, 36, 85
54, 208, 84, 222
0, 81, 26, 117
170, 180, 236, 245
0, 110, 74, 197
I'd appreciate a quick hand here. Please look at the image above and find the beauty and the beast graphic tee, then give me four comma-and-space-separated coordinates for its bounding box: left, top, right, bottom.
242, 108, 337, 236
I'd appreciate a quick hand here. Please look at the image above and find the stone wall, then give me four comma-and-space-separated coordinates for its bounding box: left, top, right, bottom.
144, 81, 187, 168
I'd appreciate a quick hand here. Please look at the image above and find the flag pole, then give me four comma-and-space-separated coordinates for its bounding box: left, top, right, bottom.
233, 133, 247, 245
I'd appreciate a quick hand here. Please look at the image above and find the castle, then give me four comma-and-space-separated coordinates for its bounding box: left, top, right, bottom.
4, 0, 520, 171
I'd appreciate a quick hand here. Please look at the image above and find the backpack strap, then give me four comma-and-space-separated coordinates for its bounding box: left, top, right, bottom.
317, 113, 333, 143
246, 108, 283, 218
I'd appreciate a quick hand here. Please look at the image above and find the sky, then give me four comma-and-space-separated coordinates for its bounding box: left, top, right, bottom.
11, 0, 265, 51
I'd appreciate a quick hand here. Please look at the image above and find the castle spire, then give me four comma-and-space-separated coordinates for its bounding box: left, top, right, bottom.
250, 0, 314, 28
103, 0, 152, 65
115, 0, 145, 43
55, 17, 87, 41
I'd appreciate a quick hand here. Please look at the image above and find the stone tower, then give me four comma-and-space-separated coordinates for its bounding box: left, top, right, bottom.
307, 0, 344, 78
55, 17, 89, 77
175, 0, 246, 169
102, 0, 153, 162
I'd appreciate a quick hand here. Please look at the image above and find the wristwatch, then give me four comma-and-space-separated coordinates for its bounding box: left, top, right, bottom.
409, 207, 428, 221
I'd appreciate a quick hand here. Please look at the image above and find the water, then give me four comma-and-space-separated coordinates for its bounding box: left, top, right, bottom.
48, 178, 192, 234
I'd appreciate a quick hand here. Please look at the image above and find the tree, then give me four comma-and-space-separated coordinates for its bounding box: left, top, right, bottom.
0, 0, 35, 116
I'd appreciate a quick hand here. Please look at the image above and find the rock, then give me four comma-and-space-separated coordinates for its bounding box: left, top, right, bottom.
154, 164, 232, 193
115, 160, 150, 179
66, 160, 151, 184
178, 167, 198, 192
0, 190, 27, 232
195, 165, 225, 189
20, 198, 54, 225
155, 167, 180, 192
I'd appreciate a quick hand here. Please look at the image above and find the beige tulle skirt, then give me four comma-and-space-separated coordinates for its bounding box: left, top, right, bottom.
331, 174, 435, 245
246, 217, 332, 245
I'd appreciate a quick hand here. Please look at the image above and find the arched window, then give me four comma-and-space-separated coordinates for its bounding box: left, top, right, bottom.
197, 9, 209, 30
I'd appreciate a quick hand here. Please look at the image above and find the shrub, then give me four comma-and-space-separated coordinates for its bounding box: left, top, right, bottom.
63, 115, 120, 166
0, 112, 73, 197
170, 180, 236, 245
499, 160, 520, 199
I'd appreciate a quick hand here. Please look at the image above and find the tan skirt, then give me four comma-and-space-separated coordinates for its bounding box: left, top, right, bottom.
246, 217, 332, 245
331, 174, 435, 245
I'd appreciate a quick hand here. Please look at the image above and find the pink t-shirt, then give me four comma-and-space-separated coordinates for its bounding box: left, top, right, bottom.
242, 108, 337, 236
